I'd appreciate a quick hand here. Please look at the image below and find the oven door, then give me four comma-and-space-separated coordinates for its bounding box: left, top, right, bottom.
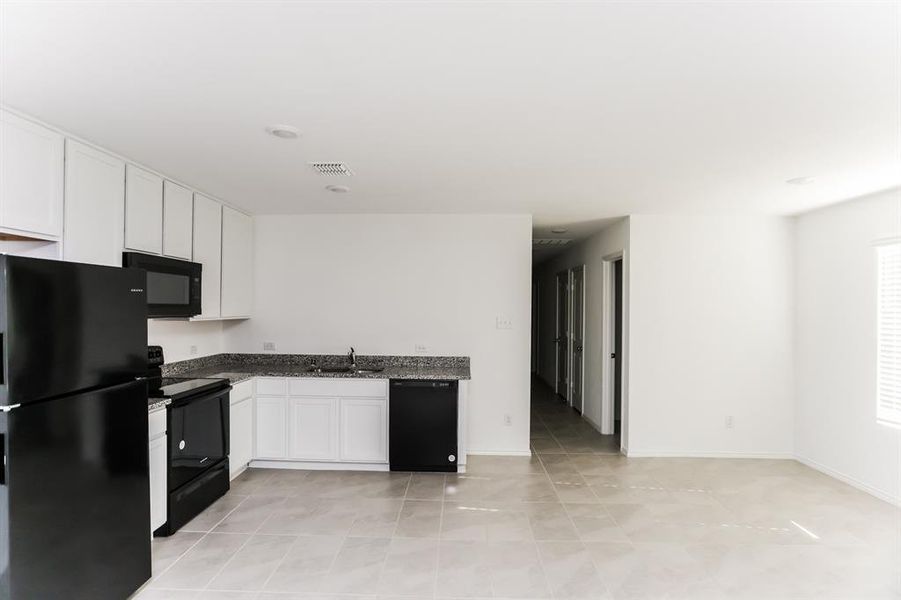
122, 252, 202, 318
168, 388, 230, 491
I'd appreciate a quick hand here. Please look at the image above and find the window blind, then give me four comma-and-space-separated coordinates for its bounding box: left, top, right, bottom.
877, 242, 901, 428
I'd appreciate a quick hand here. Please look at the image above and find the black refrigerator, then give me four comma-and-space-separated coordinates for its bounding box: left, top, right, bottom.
0, 255, 151, 600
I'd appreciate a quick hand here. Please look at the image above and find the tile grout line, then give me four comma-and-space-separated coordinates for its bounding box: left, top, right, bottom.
535, 449, 615, 600
150, 494, 252, 586
433, 474, 446, 600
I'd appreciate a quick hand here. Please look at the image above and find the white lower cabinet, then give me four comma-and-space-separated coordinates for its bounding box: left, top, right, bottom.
339, 398, 388, 462
255, 396, 287, 459
252, 377, 388, 466
229, 380, 254, 479
148, 409, 168, 534
288, 397, 339, 461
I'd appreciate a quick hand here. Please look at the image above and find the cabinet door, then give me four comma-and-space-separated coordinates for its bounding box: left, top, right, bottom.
149, 434, 168, 532
255, 396, 287, 459
288, 397, 338, 461
221, 206, 253, 317
339, 398, 388, 463
64, 140, 125, 266
193, 194, 222, 318
0, 110, 64, 238
230, 397, 253, 478
162, 181, 193, 259
124, 165, 163, 254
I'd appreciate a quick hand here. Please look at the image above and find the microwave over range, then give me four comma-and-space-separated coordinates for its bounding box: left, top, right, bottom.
122, 252, 202, 318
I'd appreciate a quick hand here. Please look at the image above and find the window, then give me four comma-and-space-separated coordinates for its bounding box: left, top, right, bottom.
877, 242, 901, 428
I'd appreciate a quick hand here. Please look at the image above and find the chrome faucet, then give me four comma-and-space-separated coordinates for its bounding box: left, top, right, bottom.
348, 347, 357, 369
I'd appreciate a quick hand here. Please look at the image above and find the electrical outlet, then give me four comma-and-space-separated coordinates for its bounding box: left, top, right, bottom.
496, 315, 513, 330
504, 414, 513, 426
415, 343, 428, 354
725, 415, 734, 429
263, 341, 276, 352
189, 345, 198, 356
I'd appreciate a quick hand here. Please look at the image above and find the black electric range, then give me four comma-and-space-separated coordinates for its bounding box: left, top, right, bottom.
147, 346, 232, 537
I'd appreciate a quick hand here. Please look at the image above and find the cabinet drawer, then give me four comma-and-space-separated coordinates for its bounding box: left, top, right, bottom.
149, 408, 167, 440
231, 379, 253, 403
288, 378, 388, 398
256, 377, 286, 396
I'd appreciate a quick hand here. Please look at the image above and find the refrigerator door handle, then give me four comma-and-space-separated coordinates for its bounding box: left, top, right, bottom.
0, 404, 21, 413
0, 433, 5, 485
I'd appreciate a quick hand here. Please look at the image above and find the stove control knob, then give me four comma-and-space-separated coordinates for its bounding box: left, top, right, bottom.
179, 440, 186, 450
448, 454, 456, 463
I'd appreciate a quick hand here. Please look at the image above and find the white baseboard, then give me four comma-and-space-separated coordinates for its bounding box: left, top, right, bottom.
467, 450, 533, 457
229, 464, 249, 481
250, 460, 390, 472
624, 449, 795, 459
795, 455, 901, 507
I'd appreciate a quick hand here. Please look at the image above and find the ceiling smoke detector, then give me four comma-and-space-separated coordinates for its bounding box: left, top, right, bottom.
310, 162, 354, 176
325, 184, 350, 193
786, 176, 816, 186
266, 124, 300, 139
551, 228, 568, 234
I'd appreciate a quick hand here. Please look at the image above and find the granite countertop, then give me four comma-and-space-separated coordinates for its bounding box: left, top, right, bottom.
148, 397, 171, 412
162, 353, 471, 386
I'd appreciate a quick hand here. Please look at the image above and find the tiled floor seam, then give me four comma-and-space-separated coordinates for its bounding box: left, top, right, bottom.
150, 494, 252, 586
536, 449, 615, 599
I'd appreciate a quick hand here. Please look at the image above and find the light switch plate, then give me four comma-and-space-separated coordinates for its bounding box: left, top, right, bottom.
496, 316, 513, 330
263, 341, 276, 351
415, 343, 428, 354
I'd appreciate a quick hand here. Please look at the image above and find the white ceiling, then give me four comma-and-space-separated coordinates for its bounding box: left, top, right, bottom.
2, 1, 898, 237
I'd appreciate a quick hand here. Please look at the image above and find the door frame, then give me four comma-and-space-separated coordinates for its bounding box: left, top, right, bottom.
554, 270, 570, 399
568, 265, 586, 413
601, 252, 623, 436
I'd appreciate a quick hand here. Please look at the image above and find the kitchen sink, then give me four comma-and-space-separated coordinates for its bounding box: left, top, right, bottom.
310, 366, 384, 374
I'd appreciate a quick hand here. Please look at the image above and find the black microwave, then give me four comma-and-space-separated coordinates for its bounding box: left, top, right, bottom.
122, 252, 202, 318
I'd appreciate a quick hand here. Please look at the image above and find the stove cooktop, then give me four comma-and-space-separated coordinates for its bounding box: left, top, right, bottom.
149, 377, 230, 400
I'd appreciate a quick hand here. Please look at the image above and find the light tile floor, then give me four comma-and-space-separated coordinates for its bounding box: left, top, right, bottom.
136, 379, 901, 600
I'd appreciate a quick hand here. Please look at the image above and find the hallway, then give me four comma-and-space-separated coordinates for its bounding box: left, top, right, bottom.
530, 377, 621, 456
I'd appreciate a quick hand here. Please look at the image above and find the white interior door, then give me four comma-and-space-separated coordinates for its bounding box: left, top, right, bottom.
570, 265, 585, 413
555, 271, 570, 398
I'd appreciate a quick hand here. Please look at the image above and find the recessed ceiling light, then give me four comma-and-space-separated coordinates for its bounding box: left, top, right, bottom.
325, 185, 350, 193
786, 176, 816, 186
551, 227, 568, 234
266, 124, 300, 139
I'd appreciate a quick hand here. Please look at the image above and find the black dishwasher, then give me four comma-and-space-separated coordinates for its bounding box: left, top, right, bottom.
389, 379, 458, 472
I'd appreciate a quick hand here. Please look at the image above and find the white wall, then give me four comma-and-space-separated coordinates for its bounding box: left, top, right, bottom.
535, 219, 630, 444
795, 188, 901, 503
224, 214, 533, 455
627, 215, 795, 458
148, 319, 224, 363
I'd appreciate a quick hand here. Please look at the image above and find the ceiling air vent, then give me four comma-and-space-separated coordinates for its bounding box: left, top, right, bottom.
309, 162, 354, 176
532, 238, 572, 248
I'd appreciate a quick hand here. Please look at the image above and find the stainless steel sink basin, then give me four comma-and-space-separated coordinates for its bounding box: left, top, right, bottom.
309, 366, 384, 374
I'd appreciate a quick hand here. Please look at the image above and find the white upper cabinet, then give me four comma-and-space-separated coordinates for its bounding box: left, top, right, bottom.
63, 140, 125, 267
0, 110, 64, 239
193, 193, 222, 319
221, 206, 253, 318
125, 165, 163, 254
162, 181, 193, 260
